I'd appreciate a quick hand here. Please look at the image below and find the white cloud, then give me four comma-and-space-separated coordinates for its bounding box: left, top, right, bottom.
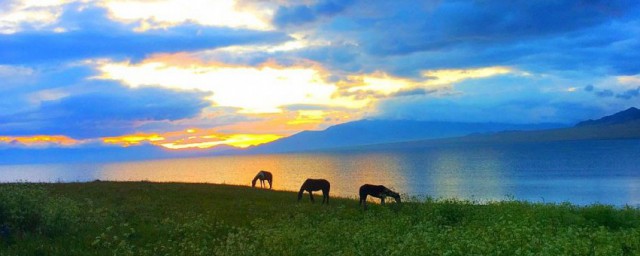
95, 57, 364, 113
99, 0, 274, 31
0, 0, 72, 33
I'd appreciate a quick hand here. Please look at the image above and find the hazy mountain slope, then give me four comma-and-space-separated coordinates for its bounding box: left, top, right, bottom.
352, 108, 640, 151
576, 107, 640, 127
245, 120, 565, 154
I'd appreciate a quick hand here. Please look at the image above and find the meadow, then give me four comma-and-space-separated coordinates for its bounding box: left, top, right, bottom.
1, 181, 640, 255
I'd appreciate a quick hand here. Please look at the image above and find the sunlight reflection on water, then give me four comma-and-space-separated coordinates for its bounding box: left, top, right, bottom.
1, 140, 640, 206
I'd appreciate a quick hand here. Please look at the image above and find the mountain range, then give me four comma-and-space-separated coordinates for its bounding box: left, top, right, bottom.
243, 120, 565, 154
3, 107, 640, 164
347, 107, 640, 151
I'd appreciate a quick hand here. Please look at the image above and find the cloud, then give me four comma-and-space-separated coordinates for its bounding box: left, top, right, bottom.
374, 96, 603, 124
100, 0, 274, 31
583, 84, 640, 99
346, 0, 640, 56
0, 0, 71, 33
273, 0, 355, 27
0, 5, 290, 64
391, 88, 438, 97
275, 0, 640, 78
0, 82, 211, 139
2, 0, 640, 147
0, 135, 80, 148
584, 85, 595, 92
616, 87, 640, 99
95, 56, 368, 113
595, 89, 614, 97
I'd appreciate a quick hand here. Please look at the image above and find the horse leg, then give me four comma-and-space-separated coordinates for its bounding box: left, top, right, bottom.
326, 188, 329, 205
360, 195, 367, 209
325, 190, 329, 205
308, 191, 315, 203
322, 191, 326, 204
268, 179, 272, 189
381, 197, 385, 205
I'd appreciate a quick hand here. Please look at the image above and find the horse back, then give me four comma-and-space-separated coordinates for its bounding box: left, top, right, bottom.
360, 184, 386, 197
303, 179, 330, 191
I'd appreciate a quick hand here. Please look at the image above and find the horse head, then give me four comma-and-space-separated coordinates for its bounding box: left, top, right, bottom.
386, 189, 401, 203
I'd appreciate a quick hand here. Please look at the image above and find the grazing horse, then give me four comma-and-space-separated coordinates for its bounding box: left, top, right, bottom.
297, 179, 330, 204
251, 170, 273, 189
359, 184, 401, 209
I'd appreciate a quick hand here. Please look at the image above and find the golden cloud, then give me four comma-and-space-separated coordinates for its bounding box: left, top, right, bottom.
0, 135, 79, 146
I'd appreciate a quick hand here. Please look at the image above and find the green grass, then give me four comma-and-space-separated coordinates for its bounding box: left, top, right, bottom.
1, 182, 640, 255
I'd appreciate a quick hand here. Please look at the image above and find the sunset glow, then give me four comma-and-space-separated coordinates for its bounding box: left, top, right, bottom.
102, 133, 166, 147
96, 59, 359, 113
1, 0, 639, 156
0, 135, 78, 146
160, 133, 282, 149
101, 129, 282, 150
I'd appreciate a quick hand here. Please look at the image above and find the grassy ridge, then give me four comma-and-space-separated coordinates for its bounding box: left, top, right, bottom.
1, 182, 640, 255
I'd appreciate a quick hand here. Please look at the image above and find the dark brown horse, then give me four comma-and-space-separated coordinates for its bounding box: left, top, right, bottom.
359, 184, 401, 209
298, 179, 330, 204
251, 170, 272, 189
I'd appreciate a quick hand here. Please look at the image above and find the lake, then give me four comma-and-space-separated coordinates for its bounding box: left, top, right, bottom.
1, 139, 640, 206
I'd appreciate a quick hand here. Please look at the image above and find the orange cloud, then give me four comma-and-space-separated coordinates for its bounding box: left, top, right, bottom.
215, 109, 359, 136
0, 135, 78, 146
101, 128, 283, 150
160, 133, 282, 149
102, 133, 166, 147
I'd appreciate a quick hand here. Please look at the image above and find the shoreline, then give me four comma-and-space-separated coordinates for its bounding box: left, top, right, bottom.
2, 180, 637, 208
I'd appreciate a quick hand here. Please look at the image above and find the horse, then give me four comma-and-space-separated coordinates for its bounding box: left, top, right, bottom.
251, 170, 273, 189
359, 184, 401, 209
297, 179, 330, 204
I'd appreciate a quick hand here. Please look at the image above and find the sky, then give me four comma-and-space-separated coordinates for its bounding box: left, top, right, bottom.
1, 0, 640, 151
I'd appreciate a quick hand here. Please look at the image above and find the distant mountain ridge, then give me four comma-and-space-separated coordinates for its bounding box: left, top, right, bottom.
3, 107, 639, 164
244, 120, 565, 154
576, 107, 640, 127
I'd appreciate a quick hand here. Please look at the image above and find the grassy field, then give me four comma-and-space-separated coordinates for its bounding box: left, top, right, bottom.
1, 182, 640, 255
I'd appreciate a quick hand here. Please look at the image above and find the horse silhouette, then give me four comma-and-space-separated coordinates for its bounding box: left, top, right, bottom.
359, 184, 401, 209
251, 170, 273, 189
297, 179, 330, 204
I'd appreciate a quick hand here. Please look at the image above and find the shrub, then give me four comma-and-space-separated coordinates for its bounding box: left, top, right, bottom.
0, 184, 80, 240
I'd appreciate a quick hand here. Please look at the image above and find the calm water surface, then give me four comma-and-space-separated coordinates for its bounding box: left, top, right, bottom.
1, 140, 639, 206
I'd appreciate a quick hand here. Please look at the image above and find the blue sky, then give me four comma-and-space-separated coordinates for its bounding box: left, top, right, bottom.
1, 0, 639, 150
